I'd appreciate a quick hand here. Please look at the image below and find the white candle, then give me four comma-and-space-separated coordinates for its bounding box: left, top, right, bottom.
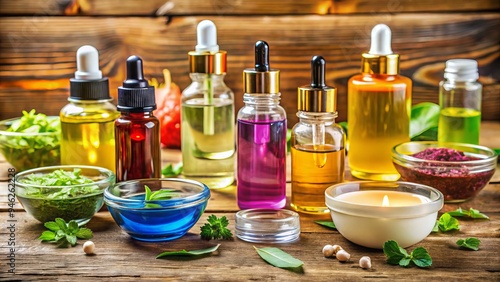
325, 184, 443, 249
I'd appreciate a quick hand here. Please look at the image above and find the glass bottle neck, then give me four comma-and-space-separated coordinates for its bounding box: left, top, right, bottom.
189, 73, 226, 82
297, 111, 337, 123
243, 93, 280, 106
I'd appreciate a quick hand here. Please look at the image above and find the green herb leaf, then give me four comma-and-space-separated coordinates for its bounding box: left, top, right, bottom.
437, 213, 460, 232
410, 102, 440, 140
75, 228, 93, 239
446, 207, 489, 219
383, 240, 432, 268
39, 231, 56, 241
383, 240, 409, 265
156, 244, 221, 259
254, 246, 304, 269
44, 221, 60, 232
456, 237, 481, 251
411, 247, 432, 268
314, 220, 337, 229
145, 185, 153, 201
150, 189, 175, 200
161, 162, 183, 177
39, 218, 93, 247
200, 215, 233, 240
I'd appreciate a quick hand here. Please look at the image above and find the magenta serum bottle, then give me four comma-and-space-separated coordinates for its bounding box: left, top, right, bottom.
237, 41, 287, 209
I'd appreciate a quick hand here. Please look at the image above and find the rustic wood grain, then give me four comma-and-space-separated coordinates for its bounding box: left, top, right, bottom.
1, 0, 499, 15
1, 14, 499, 123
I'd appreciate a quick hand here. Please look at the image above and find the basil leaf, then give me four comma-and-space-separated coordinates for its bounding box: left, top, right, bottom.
437, 213, 460, 232
410, 102, 440, 139
156, 244, 221, 258
314, 220, 337, 230
456, 237, 481, 251
411, 247, 432, 268
254, 247, 304, 269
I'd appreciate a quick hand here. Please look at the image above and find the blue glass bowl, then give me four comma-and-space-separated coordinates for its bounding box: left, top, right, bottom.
104, 178, 210, 242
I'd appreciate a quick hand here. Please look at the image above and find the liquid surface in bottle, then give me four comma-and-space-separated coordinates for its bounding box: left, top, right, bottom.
182, 98, 234, 188
438, 107, 481, 145
61, 120, 116, 172
237, 119, 287, 209
291, 144, 344, 214
115, 116, 161, 182
348, 75, 411, 181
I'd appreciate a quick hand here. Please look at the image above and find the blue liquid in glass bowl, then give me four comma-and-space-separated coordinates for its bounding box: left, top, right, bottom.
104, 178, 210, 242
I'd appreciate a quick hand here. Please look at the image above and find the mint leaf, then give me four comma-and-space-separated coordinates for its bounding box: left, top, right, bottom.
161, 162, 183, 177
410, 247, 432, 268
55, 218, 68, 233
399, 257, 411, 267
456, 237, 481, 251
65, 234, 77, 246
150, 189, 175, 200
67, 220, 79, 234
314, 220, 337, 229
145, 185, 153, 201
446, 208, 489, 219
254, 246, 304, 269
75, 228, 93, 239
156, 244, 221, 258
44, 221, 60, 232
383, 240, 409, 265
39, 231, 56, 241
437, 213, 460, 232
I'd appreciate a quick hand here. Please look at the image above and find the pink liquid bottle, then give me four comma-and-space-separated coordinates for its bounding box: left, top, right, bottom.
237, 41, 287, 209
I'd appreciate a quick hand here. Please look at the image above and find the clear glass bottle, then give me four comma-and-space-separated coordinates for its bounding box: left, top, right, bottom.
182, 20, 235, 189
60, 45, 119, 172
438, 59, 482, 145
348, 24, 412, 181
115, 55, 161, 182
237, 40, 287, 210
291, 56, 345, 214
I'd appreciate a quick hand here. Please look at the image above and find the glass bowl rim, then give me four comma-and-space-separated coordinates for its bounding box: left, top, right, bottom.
392, 141, 498, 166
104, 178, 211, 210
325, 181, 444, 219
14, 165, 115, 190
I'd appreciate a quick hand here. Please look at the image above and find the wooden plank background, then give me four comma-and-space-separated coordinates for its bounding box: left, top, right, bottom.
0, 0, 499, 124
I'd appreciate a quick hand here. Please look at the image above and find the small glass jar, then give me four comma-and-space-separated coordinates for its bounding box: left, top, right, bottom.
235, 209, 300, 243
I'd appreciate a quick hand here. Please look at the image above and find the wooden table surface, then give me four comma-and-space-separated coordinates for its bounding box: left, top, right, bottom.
1, 122, 499, 281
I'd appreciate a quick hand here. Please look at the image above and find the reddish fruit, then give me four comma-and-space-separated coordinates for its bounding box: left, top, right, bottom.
152, 69, 182, 148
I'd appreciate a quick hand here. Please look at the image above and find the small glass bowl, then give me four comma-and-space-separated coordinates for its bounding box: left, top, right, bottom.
15, 165, 115, 225
104, 178, 210, 242
235, 209, 300, 243
0, 116, 61, 172
392, 141, 497, 203
325, 181, 443, 249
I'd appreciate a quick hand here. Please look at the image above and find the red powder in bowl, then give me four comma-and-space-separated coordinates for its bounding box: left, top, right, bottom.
395, 148, 495, 202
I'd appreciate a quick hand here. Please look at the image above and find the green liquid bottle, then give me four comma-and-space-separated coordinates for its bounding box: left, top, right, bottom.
438, 59, 482, 145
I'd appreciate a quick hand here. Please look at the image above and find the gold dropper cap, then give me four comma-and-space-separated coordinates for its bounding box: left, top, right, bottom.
188, 51, 227, 74
298, 56, 336, 112
243, 41, 280, 94
361, 24, 400, 75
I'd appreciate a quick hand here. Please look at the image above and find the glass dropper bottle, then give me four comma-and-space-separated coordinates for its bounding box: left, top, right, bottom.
237, 41, 287, 210
291, 56, 345, 214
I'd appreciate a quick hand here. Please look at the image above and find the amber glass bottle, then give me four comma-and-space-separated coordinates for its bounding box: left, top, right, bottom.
348, 24, 412, 181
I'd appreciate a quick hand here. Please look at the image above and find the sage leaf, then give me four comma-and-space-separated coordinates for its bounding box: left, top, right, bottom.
315, 220, 337, 229
456, 237, 481, 251
254, 246, 304, 269
156, 244, 220, 258
410, 102, 440, 139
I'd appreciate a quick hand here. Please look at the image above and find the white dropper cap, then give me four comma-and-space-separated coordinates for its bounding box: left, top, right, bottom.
75, 45, 103, 80
195, 20, 219, 52
369, 24, 393, 56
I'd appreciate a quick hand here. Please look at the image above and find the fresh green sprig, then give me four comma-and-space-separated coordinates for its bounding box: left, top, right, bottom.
200, 215, 233, 240
383, 240, 432, 268
456, 237, 481, 251
38, 218, 93, 247
446, 207, 489, 219
144, 185, 175, 208
436, 213, 460, 232
161, 162, 183, 177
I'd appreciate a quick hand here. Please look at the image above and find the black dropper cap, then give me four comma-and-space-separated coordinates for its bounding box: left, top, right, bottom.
117, 55, 156, 112
243, 40, 280, 94
297, 55, 336, 112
